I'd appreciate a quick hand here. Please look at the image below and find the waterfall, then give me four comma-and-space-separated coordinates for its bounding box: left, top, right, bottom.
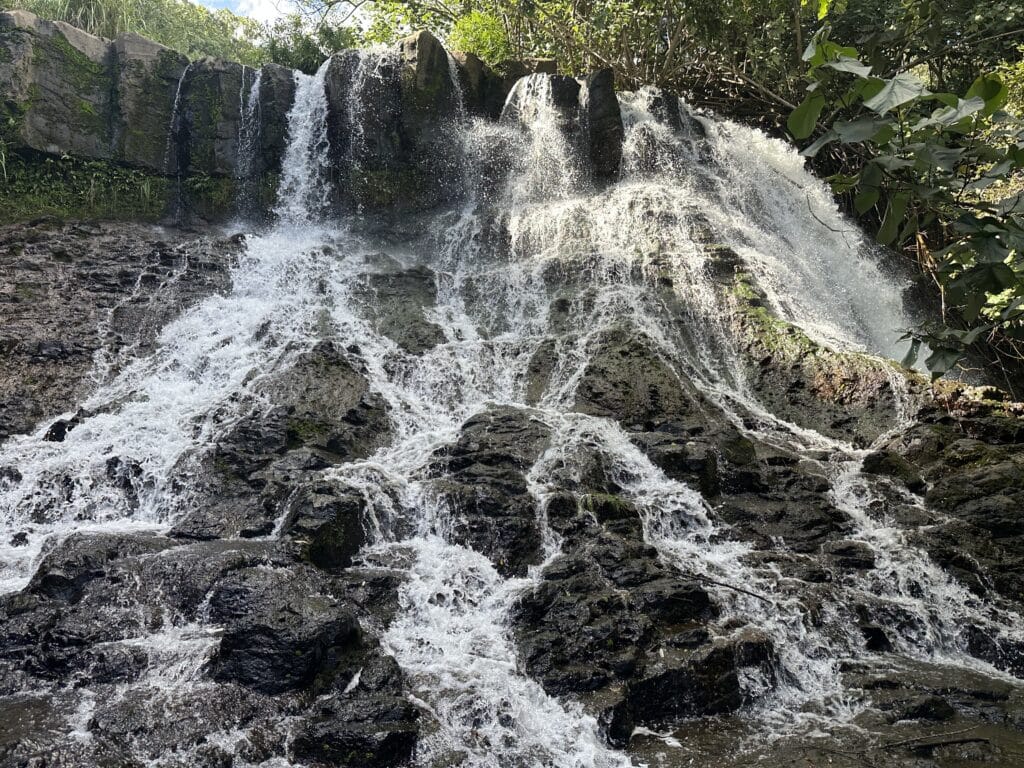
163, 62, 193, 225
236, 66, 263, 218
3, 49, 1023, 768
274, 59, 333, 223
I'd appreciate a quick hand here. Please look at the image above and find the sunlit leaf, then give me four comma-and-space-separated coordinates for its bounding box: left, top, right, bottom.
863, 73, 931, 114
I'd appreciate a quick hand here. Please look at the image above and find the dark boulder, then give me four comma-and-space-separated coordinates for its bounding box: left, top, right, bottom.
581, 68, 624, 183
292, 643, 419, 767
279, 479, 367, 570
574, 327, 700, 428
209, 565, 360, 694
514, 510, 719, 700
355, 265, 446, 354
862, 449, 926, 492
28, 532, 173, 603
429, 406, 551, 576
451, 51, 508, 119
256, 62, 296, 174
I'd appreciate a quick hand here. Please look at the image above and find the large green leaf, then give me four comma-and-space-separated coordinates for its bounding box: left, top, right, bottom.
854, 187, 880, 214
924, 346, 963, 379
863, 73, 930, 114
877, 193, 909, 244
967, 74, 1008, 116
800, 130, 838, 157
788, 93, 825, 139
834, 116, 889, 142
824, 56, 872, 77
915, 97, 985, 130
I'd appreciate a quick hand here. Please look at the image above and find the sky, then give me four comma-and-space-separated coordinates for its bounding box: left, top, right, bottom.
197, 0, 297, 24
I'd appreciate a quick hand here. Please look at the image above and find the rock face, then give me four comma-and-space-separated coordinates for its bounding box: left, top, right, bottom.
429, 406, 551, 577
113, 33, 190, 171
0, 220, 236, 444
170, 340, 392, 540
0, 11, 117, 160
0, 13, 624, 221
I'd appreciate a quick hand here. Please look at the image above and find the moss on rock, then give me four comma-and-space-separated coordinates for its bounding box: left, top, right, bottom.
728, 270, 926, 445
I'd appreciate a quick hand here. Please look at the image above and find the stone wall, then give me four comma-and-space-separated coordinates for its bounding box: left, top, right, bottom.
0, 10, 618, 223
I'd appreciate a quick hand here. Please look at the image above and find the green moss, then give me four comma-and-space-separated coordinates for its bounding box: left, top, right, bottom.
729, 269, 925, 405
0, 150, 170, 225
286, 417, 329, 449
42, 30, 108, 92
350, 167, 426, 208
580, 493, 636, 522
1, 83, 40, 145
182, 172, 236, 220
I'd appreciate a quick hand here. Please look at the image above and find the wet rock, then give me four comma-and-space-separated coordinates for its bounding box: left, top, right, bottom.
582, 68, 624, 183
171, 342, 391, 540
599, 639, 767, 747
356, 265, 446, 354
0, 222, 236, 444
209, 565, 360, 693
176, 57, 245, 177
430, 406, 551, 577
514, 511, 720, 707
87, 682, 270, 763
726, 271, 922, 446
279, 479, 366, 570
823, 539, 876, 571
292, 641, 420, 767
896, 694, 956, 722
883, 410, 1024, 616
574, 328, 700, 428
452, 51, 508, 119
28, 532, 174, 602
862, 449, 926, 492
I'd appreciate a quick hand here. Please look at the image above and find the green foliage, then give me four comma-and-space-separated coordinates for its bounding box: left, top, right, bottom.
262, 13, 359, 74
2, 0, 267, 64
447, 10, 511, 62
0, 149, 169, 223
795, 30, 1024, 378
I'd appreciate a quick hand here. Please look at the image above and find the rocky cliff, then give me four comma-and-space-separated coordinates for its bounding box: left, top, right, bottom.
0, 12, 565, 223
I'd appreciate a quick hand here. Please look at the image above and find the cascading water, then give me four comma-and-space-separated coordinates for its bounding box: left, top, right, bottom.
236, 66, 263, 218
3, 41, 1023, 768
274, 60, 333, 223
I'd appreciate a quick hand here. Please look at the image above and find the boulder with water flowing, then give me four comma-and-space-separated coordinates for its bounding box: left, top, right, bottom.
113, 33, 190, 171
429, 407, 552, 577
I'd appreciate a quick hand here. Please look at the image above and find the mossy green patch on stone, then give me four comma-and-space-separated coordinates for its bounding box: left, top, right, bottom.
182, 172, 236, 220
